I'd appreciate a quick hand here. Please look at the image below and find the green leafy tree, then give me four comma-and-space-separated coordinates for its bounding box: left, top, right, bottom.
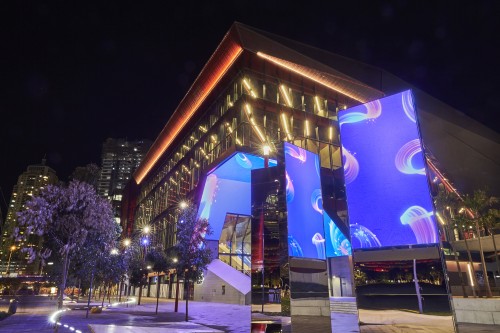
70, 164, 100, 189
463, 189, 499, 297
435, 190, 471, 297
173, 204, 213, 321
146, 247, 174, 314
16, 180, 116, 309
128, 253, 148, 306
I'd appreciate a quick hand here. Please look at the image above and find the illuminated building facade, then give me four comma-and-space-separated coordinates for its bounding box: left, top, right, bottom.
1, 159, 58, 275
122, 23, 499, 332
98, 138, 151, 223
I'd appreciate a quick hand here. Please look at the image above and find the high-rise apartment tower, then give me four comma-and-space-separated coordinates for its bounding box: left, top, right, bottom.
1, 159, 58, 275
97, 138, 151, 223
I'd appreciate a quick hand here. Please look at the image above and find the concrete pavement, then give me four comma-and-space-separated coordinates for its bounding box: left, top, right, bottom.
1, 295, 500, 332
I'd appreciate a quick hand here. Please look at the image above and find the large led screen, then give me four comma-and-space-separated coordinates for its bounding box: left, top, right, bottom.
339, 90, 438, 249
198, 153, 277, 240
285, 142, 326, 259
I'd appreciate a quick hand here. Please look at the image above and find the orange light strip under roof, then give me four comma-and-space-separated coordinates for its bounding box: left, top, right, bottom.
134, 43, 243, 184
426, 157, 474, 218
257, 52, 384, 103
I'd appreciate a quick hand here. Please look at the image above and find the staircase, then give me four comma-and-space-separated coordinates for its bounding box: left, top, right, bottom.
330, 297, 358, 315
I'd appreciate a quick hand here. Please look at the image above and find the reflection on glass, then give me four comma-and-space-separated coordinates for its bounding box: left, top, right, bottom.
354, 255, 455, 332
219, 213, 251, 275
251, 167, 285, 331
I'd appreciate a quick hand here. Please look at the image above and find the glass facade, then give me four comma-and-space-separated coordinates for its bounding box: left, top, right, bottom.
133, 68, 351, 250
123, 25, 462, 331
219, 213, 251, 275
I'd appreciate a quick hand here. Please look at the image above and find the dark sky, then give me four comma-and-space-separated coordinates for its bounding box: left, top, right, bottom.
1, 1, 499, 210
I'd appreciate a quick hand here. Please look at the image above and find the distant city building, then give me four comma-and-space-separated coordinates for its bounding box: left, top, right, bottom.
97, 138, 151, 224
1, 159, 58, 275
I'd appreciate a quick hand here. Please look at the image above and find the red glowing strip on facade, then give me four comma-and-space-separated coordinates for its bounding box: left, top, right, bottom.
257, 52, 384, 103
134, 44, 243, 185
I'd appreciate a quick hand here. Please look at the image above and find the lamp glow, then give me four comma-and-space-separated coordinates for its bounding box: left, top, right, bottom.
263, 144, 271, 156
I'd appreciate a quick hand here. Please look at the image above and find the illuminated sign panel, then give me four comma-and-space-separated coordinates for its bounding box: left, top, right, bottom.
198, 153, 277, 240
339, 90, 438, 249
284, 142, 326, 259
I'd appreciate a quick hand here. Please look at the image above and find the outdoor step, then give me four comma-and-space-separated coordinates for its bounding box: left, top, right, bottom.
330, 301, 359, 314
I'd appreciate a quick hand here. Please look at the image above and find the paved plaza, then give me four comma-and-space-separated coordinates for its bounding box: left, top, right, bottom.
1, 296, 499, 332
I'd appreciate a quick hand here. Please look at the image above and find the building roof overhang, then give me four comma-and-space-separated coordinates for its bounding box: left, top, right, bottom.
133, 22, 500, 196
133, 22, 384, 185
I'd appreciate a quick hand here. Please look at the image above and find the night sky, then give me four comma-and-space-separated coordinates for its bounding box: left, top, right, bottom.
1, 1, 499, 211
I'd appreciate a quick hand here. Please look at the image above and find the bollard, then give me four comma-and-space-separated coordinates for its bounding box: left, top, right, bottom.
8, 299, 18, 314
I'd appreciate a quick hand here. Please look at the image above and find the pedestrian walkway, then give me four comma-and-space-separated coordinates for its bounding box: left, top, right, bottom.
2, 295, 500, 332
91, 322, 223, 332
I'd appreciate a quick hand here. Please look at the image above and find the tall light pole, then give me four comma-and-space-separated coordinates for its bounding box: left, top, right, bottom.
173, 258, 180, 312
263, 144, 270, 168
120, 238, 131, 301
6, 245, 16, 274
174, 200, 188, 312
138, 227, 150, 306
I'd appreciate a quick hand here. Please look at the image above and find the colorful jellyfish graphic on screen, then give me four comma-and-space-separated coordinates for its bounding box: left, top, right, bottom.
400, 206, 438, 244
288, 235, 304, 257
312, 233, 326, 259
311, 189, 323, 214
328, 219, 352, 256
339, 99, 382, 127
350, 224, 382, 248
395, 139, 425, 175
285, 171, 294, 202
285, 144, 307, 162
402, 90, 416, 123
342, 147, 359, 184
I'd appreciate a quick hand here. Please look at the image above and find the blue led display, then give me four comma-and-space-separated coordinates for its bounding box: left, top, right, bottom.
284, 142, 326, 259
198, 153, 277, 240
323, 211, 352, 257
339, 90, 438, 249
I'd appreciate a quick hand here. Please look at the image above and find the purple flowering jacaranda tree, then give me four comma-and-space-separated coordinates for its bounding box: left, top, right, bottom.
16, 180, 116, 309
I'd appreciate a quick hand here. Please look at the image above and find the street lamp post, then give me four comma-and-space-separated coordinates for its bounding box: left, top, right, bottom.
138, 227, 149, 306
173, 258, 179, 312
263, 144, 270, 168
174, 200, 188, 313
119, 239, 131, 302
6, 245, 16, 274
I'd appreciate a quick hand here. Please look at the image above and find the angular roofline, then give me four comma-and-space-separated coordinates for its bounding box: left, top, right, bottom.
133, 22, 386, 184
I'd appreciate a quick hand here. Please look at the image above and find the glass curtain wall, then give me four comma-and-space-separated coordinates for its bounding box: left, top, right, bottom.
135, 69, 347, 251
219, 213, 252, 275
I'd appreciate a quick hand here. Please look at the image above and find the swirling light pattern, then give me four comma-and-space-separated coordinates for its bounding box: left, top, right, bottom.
328, 220, 352, 256
235, 153, 253, 168
350, 224, 382, 248
288, 235, 304, 257
285, 144, 307, 162
285, 171, 295, 202
311, 189, 323, 214
400, 206, 438, 244
339, 99, 382, 127
342, 147, 359, 184
395, 139, 426, 175
402, 90, 416, 123
312, 233, 326, 259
